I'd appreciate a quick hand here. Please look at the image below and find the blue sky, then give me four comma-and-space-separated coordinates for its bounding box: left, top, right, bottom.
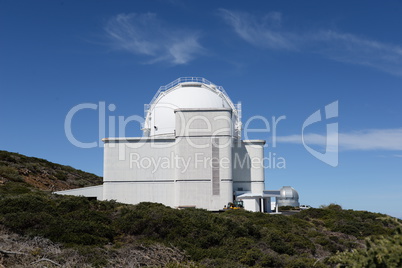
1, 1, 402, 218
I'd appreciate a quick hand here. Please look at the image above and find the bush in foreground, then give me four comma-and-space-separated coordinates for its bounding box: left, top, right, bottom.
0, 189, 401, 267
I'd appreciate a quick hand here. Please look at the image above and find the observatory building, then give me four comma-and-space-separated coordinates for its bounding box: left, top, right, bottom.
57, 77, 298, 212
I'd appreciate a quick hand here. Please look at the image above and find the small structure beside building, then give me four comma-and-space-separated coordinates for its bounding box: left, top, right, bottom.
236, 186, 300, 213
277, 186, 300, 207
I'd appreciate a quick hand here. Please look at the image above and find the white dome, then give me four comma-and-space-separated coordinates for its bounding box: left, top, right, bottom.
143, 78, 241, 137
277, 186, 300, 207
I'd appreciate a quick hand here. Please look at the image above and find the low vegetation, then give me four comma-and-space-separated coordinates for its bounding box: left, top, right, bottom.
0, 150, 401, 267
0, 150, 101, 191
1, 188, 401, 267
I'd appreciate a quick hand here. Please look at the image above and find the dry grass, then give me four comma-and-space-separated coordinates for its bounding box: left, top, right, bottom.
0, 225, 189, 267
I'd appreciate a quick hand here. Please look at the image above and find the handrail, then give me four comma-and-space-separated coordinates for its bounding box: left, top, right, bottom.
149, 77, 229, 106
144, 77, 242, 138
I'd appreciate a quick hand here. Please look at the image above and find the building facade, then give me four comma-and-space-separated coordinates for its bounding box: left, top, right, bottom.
57, 78, 296, 212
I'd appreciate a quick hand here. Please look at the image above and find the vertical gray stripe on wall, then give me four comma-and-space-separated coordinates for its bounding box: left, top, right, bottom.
212, 137, 220, 195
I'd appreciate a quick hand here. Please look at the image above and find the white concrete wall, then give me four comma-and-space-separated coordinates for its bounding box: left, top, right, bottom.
174, 109, 233, 210
244, 141, 265, 194
101, 110, 236, 211
232, 140, 265, 194
242, 198, 261, 212
60, 109, 267, 212
174, 181, 232, 210
175, 108, 233, 137
103, 181, 175, 207
174, 137, 213, 181
103, 139, 176, 182
103, 138, 177, 206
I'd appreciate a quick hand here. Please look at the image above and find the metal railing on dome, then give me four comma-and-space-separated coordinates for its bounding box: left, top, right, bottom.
143, 77, 242, 138
149, 77, 229, 106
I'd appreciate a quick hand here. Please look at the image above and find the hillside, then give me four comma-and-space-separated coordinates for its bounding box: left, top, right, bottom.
0, 151, 401, 267
0, 150, 102, 192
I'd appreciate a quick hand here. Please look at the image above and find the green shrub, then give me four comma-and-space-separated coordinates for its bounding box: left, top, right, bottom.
278, 206, 295, 211
0, 181, 31, 195
57, 196, 90, 213
0, 194, 54, 214
0, 165, 23, 182
2, 212, 53, 233
0, 181, 401, 267
260, 252, 285, 267
263, 229, 295, 255
285, 257, 323, 268
55, 171, 68, 181
239, 248, 263, 266
325, 203, 343, 211
327, 233, 402, 267
0, 193, 116, 245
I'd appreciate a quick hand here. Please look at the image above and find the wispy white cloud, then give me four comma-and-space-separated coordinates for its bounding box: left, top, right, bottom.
312, 31, 402, 76
219, 9, 297, 50
219, 9, 402, 76
104, 13, 204, 64
276, 128, 402, 151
